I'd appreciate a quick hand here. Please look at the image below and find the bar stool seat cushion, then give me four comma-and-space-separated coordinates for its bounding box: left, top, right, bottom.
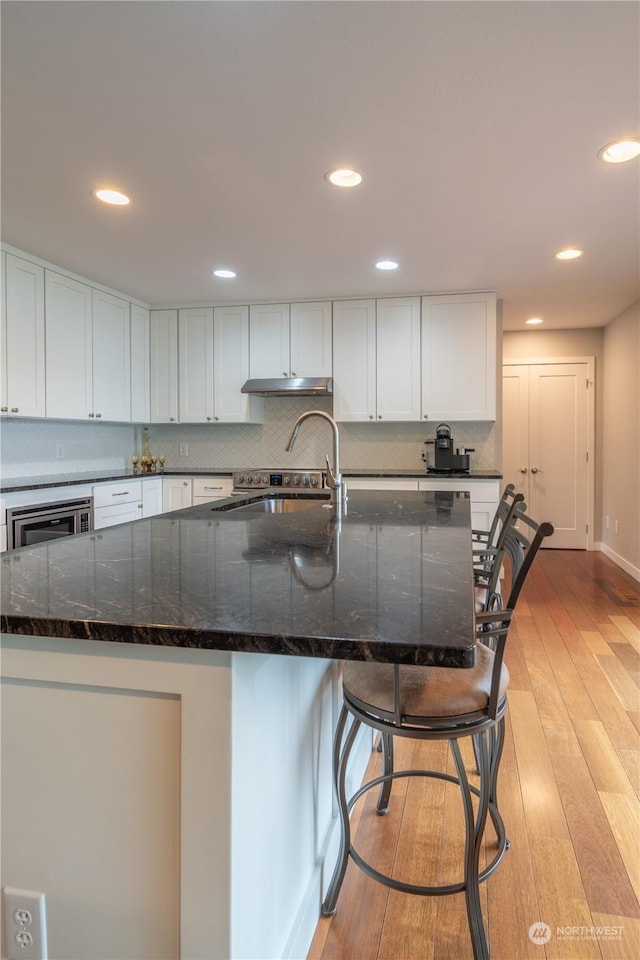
342, 646, 510, 721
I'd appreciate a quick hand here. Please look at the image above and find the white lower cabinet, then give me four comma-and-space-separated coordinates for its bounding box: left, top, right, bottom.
93, 477, 164, 529
192, 477, 233, 503
142, 477, 163, 517
347, 479, 419, 492
162, 477, 193, 512
417, 479, 499, 531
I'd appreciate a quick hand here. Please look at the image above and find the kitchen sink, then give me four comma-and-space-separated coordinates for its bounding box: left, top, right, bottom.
228, 497, 327, 514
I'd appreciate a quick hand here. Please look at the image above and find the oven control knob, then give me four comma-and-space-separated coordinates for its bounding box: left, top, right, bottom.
310, 476, 318, 487
262, 475, 269, 484
302, 476, 309, 486
284, 476, 291, 485
252, 475, 261, 484
236, 475, 245, 485
293, 476, 300, 485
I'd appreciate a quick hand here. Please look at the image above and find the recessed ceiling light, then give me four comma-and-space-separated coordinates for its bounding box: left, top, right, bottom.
555, 248, 583, 260
598, 138, 640, 163
526, 317, 543, 325
212, 268, 236, 279
375, 259, 399, 271
92, 188, 130, 206
325, 168, 363, 188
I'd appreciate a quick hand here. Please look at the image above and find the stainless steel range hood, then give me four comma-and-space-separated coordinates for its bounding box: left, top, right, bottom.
241, 377, 333, 397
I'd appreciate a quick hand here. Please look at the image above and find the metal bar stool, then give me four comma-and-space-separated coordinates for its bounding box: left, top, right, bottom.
321, 512, 554, 960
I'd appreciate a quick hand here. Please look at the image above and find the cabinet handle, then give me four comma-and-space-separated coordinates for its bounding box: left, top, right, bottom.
520, 467, 528, 474
170, 417, 175, 422
531, 466, 542, 474
183, 481, 189, 486
96, 413, 102, 418
11, 407, 18, 413
88, 413, 94, 418
423, 414, 429, 419
112, 491, 130, 497
378, 415, 382, 419
369, 415, 374, 420
204, 486, 223, 491
207, 416, 212, 421
138, 504, 143, 509
283, 371, 288, 377
1, 407, 7, 412
214, 416, 219, 421
291, 371, 296, 377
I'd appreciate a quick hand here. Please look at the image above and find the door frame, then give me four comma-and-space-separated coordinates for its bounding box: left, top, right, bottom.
502, 356, 595, 550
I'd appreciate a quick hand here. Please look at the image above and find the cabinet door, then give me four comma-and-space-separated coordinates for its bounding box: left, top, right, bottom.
421, 293, 497, 421
2, 253, 45, 418
150, 310, 179, 423
45, 271, 93, 420
94, 501, 142, 530
376, 297, 421, 421
213, 305, 261, 422
141, 478, 163, 518
162, 478, 192, 512
332, 300, 376, 422
179, 307, 214, 423
290, 302, 332, 378
248, 304, 290, 378
130, 304, 150, 423
92, 290, 131, 422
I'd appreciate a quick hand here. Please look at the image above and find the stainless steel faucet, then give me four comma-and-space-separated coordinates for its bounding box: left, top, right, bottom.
286, 410, 347, 505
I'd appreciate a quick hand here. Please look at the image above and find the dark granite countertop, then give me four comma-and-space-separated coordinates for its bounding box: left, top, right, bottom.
1, 489, 476, 668
1, 467, 501, 494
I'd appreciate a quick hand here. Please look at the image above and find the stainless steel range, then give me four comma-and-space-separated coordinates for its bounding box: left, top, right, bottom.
232, 469, 324, 492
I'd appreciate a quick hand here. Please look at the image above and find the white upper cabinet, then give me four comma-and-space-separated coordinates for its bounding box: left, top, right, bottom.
332, 299, 376, 421
333, 297, 421, 422
376, 297, 421, 421
289, 302, 332, 377
150, 310, 179, 423
248, 301, 332, 379
213, 305, 262, 422
249, 303, 290, 379
45, 271, 93, 420
1, 253, 45, 418
421, 292, 497, 421
130, 304, 150, 423
92, 289, 131, 422
45, 274, 131, 421
179, 307, 214, 423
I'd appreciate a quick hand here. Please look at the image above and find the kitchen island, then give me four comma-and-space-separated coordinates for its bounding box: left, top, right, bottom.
1, 490, 475, 960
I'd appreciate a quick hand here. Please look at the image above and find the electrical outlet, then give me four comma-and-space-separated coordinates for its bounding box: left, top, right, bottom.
55, 443, 64, 459
615, 520, 620, 535
180, 443, 189, 457
2, 888, 47, 960
605, 515, 609, 530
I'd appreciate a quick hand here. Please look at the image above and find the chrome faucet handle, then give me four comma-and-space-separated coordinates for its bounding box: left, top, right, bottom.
325, 453, 338, 488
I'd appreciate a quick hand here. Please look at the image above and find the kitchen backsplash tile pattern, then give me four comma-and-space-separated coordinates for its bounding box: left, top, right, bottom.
0, 402, 497, 478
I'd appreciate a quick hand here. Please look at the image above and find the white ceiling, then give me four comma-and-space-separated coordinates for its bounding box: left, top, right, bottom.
2, 1, 639, 330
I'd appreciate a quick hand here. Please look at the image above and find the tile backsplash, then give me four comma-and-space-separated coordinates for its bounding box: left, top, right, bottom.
0, 403, 497, 478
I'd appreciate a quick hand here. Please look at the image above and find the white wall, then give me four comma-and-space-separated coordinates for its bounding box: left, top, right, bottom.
601, 301, 639, 577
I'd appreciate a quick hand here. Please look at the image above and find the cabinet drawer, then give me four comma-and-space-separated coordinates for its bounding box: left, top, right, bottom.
192, 477, 233, 501
93, 480, 142, 509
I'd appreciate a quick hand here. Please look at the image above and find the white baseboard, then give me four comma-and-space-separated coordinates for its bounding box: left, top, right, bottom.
595, 542, 640, 582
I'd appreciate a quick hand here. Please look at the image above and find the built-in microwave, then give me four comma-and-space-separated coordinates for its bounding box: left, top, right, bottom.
6, 497, 94, 550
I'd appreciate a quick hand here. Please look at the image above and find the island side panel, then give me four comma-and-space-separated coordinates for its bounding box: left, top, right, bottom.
0, 634, 234, 960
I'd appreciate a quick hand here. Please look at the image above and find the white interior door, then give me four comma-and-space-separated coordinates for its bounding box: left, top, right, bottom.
503, 361, 591, 549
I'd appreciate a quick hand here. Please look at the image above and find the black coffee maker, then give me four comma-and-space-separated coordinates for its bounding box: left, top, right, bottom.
423, 423, 474, 473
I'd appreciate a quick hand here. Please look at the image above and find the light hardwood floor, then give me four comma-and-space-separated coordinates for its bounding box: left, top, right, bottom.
308, 549, 640, 960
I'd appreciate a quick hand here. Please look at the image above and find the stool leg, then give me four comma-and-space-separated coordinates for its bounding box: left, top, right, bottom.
321, 708, 361, 916
451, 734, 490, 960
376, 732, 394, 815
